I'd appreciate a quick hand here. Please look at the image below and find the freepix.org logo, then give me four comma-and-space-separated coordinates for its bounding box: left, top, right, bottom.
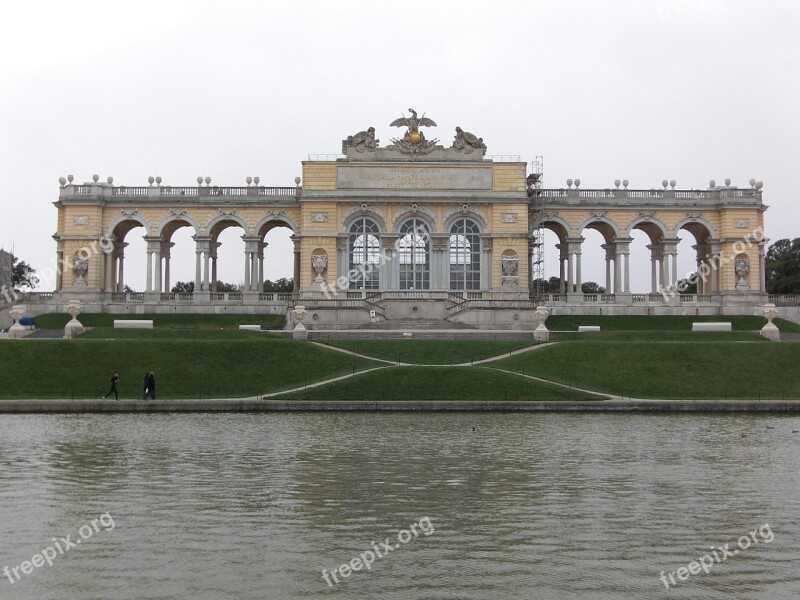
3, 512, 116, 585
321, 517, 435, 586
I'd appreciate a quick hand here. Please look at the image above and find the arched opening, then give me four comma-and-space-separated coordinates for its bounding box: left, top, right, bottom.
449, 218, 481, 290
580, 221, 617, 294
628, 228, 654, 293
398, 217, 431, 290
160, 219, 198, 293
532, 221, 568, 294
109, 220, 148, 293
210, 219, 247, 293
257, 221, 296, 293
629, 221, 668, 294
677, 222, 714, 294
579, 227, 609, 294
348, 217, 381, 290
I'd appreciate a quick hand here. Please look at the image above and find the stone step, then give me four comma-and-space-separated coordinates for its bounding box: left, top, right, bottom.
308, 329, 535, 340
357, 318, 474, 330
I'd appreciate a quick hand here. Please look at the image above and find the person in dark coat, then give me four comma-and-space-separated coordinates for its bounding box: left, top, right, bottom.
103, 372, 120, 400
147, 372, 156, 400
143, 372, 151, 400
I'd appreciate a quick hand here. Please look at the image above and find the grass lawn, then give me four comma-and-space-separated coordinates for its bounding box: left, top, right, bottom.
78, 328, 278, 340
274, 366, 605, 401
318, 339, 539, 364
549, 330, 768, 342
33, 312, 285, 330
0, 339, 376, 399
491, 341, 800, 400
544, 315, 800, 332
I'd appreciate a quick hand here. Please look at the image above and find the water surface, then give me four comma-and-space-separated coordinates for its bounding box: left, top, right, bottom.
0, 412, 798, 599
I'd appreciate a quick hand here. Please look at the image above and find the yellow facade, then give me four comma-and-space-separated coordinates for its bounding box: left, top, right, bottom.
52, 116, 767, 304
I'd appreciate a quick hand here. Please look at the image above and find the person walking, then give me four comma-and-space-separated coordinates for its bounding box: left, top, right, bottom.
142, 372, 151, 400
147, 372, 156, 401
103, 372, 120, 400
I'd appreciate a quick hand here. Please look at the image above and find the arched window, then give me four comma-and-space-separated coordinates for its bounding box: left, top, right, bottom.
398, 218, 430, 290
449, 218, 481, 290
348, 218, 380, 290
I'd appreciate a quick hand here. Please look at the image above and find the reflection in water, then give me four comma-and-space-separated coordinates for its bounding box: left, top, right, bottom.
0, 413, 798, 599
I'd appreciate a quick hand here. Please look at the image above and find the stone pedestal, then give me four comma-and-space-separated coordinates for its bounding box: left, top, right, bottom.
533, 305, 550, 342
760, 303, 780, 342
8, 305, 26, 339
64, 301, 85, 339
292, 305, 308, 340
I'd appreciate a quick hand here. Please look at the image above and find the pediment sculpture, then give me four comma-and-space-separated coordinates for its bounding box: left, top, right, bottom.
342, 127, 379, 154
452, 127, 487, 155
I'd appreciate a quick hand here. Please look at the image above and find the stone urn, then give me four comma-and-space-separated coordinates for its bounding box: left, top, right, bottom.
760, 303, 780, 342
72, 257, 89, 288
8, 305, 26, 339
533, 305, 550, 342
292, 304, 308, 340
735, 258, 750, 290
311, 254, 328, 285
501, 256, 519, 287
64, 300, 84, 339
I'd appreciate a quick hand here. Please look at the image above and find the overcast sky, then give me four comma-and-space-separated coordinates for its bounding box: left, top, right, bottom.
1, 0, 798, 292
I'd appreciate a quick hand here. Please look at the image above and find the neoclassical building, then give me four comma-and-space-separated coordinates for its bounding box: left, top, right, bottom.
40, 108, 771, 328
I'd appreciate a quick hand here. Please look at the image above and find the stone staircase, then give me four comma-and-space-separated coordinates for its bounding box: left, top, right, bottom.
357, 317, 474, 330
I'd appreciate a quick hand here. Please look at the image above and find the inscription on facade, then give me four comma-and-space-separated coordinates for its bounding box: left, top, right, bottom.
74, 216, 89, 225
337, 166, 492, 191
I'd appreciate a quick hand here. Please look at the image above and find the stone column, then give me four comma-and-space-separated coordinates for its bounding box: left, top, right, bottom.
650, 254, 657, 294
482, 236, 493, 291
624, 252, 631, 293
143, 239, 154, 293
613, 238, 632, 296
566, 253, 573, 293
243, 248, 251, 290
206, 242, 217, 292
557, 243, 567, 294
154, 252, 162, 293
114, 241, 128, 292
662, 239, 680, 289
382, 235, 398, 290
601, 243, 613, 292
429, 236, 443, 290
104, 248, 114, 293
144, 237, 163, 294
565, 237, 584, 298
117, 252, 125, 292
161, 241, 174, 293
195, 249, 202, 290
56, 243, 65, 291
242, 237, 261, 294
709, 240, 721, 293
294, 235, 304, 293
648, 243, 664, 294
693, 243, 710, 294
759, 242, 767, 293
258, 241, 267, 292
192, 236, 212, 294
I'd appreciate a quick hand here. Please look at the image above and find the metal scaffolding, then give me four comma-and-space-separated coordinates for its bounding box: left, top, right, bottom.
527, 156, 545, 299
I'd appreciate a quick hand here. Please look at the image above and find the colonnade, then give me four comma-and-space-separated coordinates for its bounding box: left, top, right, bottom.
549, 236, 725, 295
102, 232, 300, 294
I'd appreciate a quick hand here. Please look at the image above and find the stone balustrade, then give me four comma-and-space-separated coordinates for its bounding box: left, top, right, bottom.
538, 187, 761, 207
59, 183, 298, 203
